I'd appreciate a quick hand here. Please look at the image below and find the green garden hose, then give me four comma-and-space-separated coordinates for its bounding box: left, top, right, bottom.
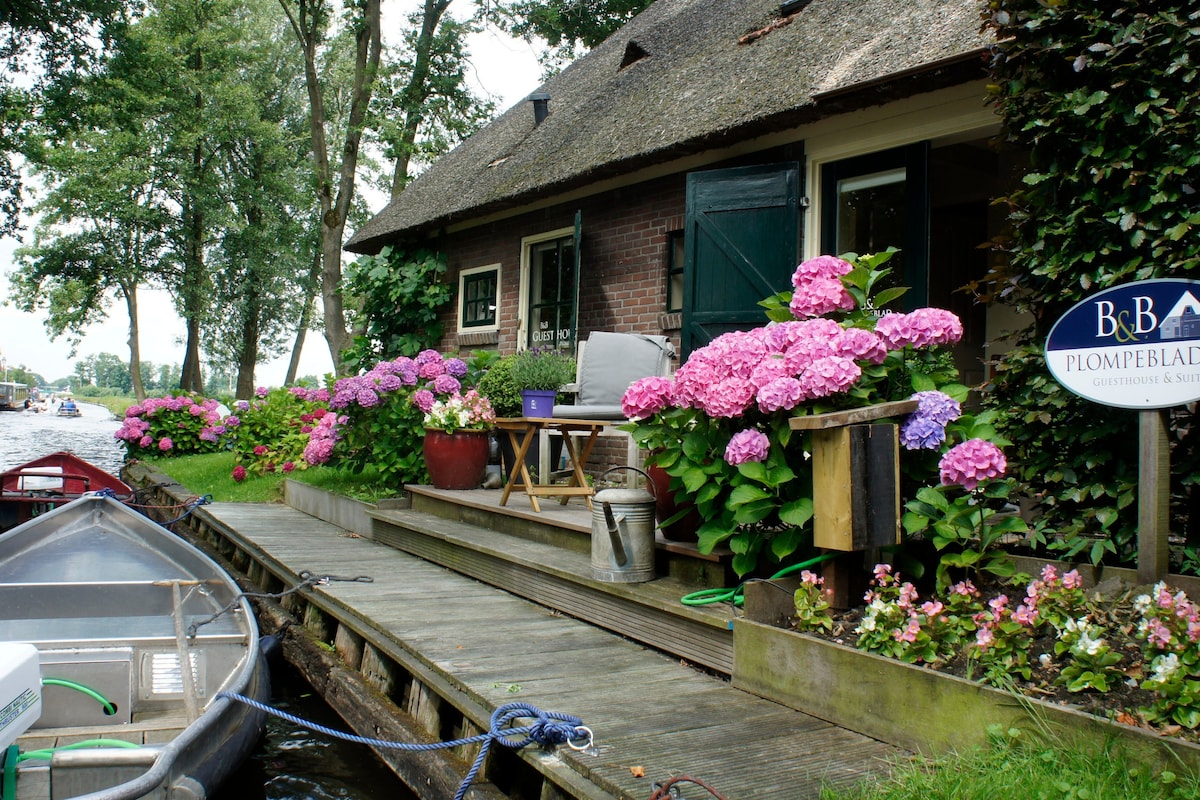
41, 678, 118, 715
18, 739, 142, 763
680, 552, 839, 607
3, 744, 17, 800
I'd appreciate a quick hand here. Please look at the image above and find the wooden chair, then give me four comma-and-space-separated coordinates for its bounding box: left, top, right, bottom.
540, 332, 676, 482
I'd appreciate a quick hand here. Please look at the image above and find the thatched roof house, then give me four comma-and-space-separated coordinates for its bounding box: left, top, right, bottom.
348, 0, 990, 252
345, 0, 1021, 409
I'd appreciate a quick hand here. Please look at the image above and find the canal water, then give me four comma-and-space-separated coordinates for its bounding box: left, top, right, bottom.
0, 403, 416, 800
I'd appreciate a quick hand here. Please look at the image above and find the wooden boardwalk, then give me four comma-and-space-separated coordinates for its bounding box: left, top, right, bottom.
201, 501, 903, 800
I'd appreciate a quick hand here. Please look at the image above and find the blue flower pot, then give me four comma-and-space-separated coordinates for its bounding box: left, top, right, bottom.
520, 389, 556, 418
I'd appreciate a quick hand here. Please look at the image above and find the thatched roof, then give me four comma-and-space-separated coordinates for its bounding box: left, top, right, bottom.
346, 0, 989, 254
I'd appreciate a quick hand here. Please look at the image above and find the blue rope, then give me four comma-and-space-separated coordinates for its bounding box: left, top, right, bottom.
161, 494, 212, 525
217, 692, 590, 800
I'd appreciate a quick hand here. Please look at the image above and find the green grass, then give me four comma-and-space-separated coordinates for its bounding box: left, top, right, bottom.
141, 452, 398, 504
822, 728, 1200, 800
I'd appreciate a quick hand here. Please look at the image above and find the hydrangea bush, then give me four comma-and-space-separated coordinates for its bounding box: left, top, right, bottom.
229, 386, 332, 479
306, 349, 477, 484
622, 250, 1009, 577
115, 394, 229, 457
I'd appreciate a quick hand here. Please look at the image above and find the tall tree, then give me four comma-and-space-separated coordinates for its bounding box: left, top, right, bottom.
374, 5, 495, 197
0, 0, 134, 239
278, 0, 382, 374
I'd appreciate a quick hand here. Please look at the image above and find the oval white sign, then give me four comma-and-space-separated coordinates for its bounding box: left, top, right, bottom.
1044, 278, 1200, 409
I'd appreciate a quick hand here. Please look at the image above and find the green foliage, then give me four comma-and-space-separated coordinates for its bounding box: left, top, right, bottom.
230, 388, 326, 477
822, 725, 1200, 800
904, 478, 1026, 592
506, 347, 576, 391
337, 388, 429, 485
486, 0, 653, 71
476, 354, 523, 417
981, 1, 1200, 565
342, 246, 452, 371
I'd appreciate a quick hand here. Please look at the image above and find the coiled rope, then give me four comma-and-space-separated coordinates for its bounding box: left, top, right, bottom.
679, 552, 839, 608
186, 570, 373, 639
217, 693, 591, 800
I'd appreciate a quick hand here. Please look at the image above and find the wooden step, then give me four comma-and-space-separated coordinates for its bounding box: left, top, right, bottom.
369, 506, 737, 675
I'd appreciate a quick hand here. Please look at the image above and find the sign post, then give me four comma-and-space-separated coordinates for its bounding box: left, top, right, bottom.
1045, 279, 1200, 583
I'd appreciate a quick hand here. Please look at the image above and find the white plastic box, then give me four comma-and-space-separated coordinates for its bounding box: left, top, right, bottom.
0, 643, 42, 749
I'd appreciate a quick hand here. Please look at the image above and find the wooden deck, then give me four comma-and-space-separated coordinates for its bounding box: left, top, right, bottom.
185, 491, 905, 800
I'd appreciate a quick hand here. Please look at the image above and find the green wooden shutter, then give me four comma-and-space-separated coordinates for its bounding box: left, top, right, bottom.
682, 162, 801, 357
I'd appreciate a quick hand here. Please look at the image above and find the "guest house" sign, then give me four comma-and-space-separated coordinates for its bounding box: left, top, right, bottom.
1045, 278, 1200, 409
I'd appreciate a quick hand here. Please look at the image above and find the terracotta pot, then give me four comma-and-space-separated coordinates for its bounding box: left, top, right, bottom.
645, 462, 701, 542
423, 429, 490, 490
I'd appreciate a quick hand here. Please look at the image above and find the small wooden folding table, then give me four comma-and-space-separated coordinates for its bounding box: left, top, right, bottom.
494, 417, 610, 512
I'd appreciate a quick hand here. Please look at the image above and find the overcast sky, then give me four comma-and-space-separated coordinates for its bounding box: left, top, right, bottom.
0, 8, 543, 388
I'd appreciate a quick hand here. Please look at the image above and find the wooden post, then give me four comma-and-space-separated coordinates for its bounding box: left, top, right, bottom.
1139, 409, 1171, 584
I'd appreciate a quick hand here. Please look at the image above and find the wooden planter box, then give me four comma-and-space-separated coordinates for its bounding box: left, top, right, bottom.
732, 618, 1200, 771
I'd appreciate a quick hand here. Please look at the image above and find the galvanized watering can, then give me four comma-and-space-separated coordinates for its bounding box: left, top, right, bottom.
591, 467, 657, 583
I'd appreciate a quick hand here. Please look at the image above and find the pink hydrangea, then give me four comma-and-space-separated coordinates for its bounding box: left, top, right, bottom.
622, 376, 675, 420
939, 438, 1007, 490
797, 356, 860, 399
792, 255, 853, 284
724, 428, 770, 465
756, 377, 804, 413
698, 377, 756, 418
158, 437, 174, 451
232, 465, 247, 482
875, 308, 964, 350
832, 327, 887, 364
412, 389, 436, 413
789, 276, 855, 319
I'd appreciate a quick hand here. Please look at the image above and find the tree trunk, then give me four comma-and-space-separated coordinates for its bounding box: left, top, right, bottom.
283, 0, 382, 377
285, 249, 322, 385
389, 0, 453, 199
121, 281, 147, 402
236, 302, 260, 399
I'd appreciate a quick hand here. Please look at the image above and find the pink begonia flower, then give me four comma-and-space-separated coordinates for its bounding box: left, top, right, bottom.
622, 375, 676, 420
939, 438, 1007, 490
875, 308, 964, 350
724, 428, 770, 466
789, 276, 855, 319
797, 356, 860, 399
975, 626, 995, 649
1062, 570, 1082, 590
756, 377, 805, 413
894, 617, 921, 643
792, 255, 853, 285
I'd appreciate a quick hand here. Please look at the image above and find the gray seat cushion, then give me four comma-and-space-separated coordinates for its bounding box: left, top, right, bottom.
556, 331, 674, 420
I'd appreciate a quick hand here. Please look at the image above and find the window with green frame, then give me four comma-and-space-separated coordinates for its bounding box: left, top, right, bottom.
459, 265, 499, 330
527, 236, 575, 350
666, 231, 684, 313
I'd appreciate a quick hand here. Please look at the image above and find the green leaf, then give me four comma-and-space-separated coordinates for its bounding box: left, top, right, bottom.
729, 484, 770, 505
737, 461, 768, 483
915, 486, 950, 510
779, 497, 814, 527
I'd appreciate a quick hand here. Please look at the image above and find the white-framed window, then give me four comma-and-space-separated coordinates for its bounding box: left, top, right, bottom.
457, 263, 500, 334
518, 226, 577, 352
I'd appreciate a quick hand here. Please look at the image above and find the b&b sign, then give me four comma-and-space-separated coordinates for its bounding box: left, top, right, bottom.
1045, 279, 1200, 410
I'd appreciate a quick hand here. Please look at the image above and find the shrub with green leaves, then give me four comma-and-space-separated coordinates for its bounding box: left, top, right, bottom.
114, 394, 229, 457
229, 386, 332, 478
981, 0, 1200, 566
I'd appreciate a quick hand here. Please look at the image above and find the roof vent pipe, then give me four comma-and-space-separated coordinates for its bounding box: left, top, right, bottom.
530, 92, 550, 126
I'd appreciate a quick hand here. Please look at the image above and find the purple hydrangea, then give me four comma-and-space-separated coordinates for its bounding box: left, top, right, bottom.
725, 428, 770, 466
899, 391, 962, 450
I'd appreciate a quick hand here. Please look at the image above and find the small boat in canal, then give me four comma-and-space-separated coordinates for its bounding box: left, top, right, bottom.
55, 402, 82, 418
0, 494, 269, 800
0, 452, 134, 532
